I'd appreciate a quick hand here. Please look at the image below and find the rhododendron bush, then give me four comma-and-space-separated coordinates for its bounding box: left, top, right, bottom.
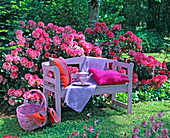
0, 20, 100, 109
85, 22, 169, 90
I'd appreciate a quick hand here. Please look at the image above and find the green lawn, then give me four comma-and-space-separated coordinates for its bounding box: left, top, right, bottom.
0, 101, 169, 138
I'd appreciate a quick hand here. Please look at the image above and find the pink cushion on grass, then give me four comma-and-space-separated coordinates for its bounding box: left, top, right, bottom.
89, 68, 130, 85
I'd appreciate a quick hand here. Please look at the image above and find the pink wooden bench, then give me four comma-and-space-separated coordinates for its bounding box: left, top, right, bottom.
42, 57, 134, 121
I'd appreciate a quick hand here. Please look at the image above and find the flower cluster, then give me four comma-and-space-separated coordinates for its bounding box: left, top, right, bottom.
85, 22, 142, 59
125, 111, 169, 138
127, 50, 169, 90
24, 73, 43, 87
67, 115, 100, 138
0, 20, 101, 109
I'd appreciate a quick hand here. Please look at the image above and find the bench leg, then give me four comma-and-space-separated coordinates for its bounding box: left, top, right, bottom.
127, 91, 132, 114
55, 96, 61, 122
43, 88, 49, 124
111, 93, 116, 107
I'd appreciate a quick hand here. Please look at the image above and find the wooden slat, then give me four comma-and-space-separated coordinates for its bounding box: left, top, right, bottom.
112, 100, 128, 109
44, 77, 56, 84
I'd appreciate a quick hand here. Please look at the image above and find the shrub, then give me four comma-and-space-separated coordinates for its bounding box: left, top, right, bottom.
85, 22, 143, 59
0, 20, 100, 110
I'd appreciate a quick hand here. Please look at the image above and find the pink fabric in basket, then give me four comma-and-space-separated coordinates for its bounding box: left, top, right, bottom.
89, 68, 130, 85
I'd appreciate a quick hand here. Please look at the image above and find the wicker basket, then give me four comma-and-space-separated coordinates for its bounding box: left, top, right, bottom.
16, 89, 47, 131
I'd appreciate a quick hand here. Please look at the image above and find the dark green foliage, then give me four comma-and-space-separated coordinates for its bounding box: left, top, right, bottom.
135, 30, 167, 53
122, 0, 170, 35
99, 0, 125, 27
0, 0, 19, 46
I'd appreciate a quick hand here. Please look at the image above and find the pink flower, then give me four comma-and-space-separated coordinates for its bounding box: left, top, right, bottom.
82, 132, 87, 138
13, 56, 20, 64
107, 32, 114, 38
118, 35, 126, 42
9, 41, 15, 46
39, 37, 45, 44
16, 47, 22, 52
131, 35, 137, 43
44, 52, 50, 58
28, 78, 36, 87
5, 54, 13, 63
119, 69, 126, 74
53, 37, 61, 45
32, 30, 40, 38
11, 65, 18, 72
85, 27, 93, 34
94, 120, 99, 126
83, 124, 87, 130
38, 21, 45, 28
25, 73, 32, 80
161, 128, 168, 137
34, 50, 40, 57
141, 120, 148, 127
149, 115, 155, 122
128, 50, 136, 56
11, 50, 18, 56
102, 26, 108, 31
35, 43, 43, 51
51, 54, 57, 58
20, 57, 28, 66
124, 31, 133, 37
132, 125, 139, 134
15, 30, 23, 36
32, 74, 38, 80
8, 98, 15, 106
10, 72, 18, 79
160, 70, 166, 75
8, 88, 15, 96
44, 45, 51, 51
0, 74, 3, 83
34, 40, 40, 46
112, 39, 119, 46
65, 25, 72, 31
145, 129, 151, 137
3, 78, 7, 85
136, 44, 142, 51
95, 22, 102, 26
19, 20, 25, 27
60, 43, 68, 51
157, 111, 165, 118
133, 77, 138, 83
88, 126, 94, 133
101, 94, 109, 97
36, 78, 43, 86
25, 61, 34, 68
30, 93, 39, 101
57, 27, 64, 33
14, 89, 23, 97
112, 24, 121, 31
94, 26, 101, 32
137, 38, 142, 44
2, 62, 11, 70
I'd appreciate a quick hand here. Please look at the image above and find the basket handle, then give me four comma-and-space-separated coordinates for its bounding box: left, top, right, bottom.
23, 89, 48, 127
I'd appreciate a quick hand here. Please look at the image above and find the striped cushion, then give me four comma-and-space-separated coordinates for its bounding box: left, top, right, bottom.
49, 57, 72, 88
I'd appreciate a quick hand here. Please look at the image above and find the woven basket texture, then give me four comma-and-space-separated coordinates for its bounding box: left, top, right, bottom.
16, 104, 41, 131
16, 89, 47, 131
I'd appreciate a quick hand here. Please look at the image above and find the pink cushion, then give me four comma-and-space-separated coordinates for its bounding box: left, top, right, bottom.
89, 68, 130, 85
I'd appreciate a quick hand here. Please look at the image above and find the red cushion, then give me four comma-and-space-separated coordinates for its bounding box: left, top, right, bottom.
89, 68, 130, 85
49, 57, 72, 88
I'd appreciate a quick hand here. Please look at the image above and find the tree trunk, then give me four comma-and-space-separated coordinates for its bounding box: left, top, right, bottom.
88, 0, 100, 29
